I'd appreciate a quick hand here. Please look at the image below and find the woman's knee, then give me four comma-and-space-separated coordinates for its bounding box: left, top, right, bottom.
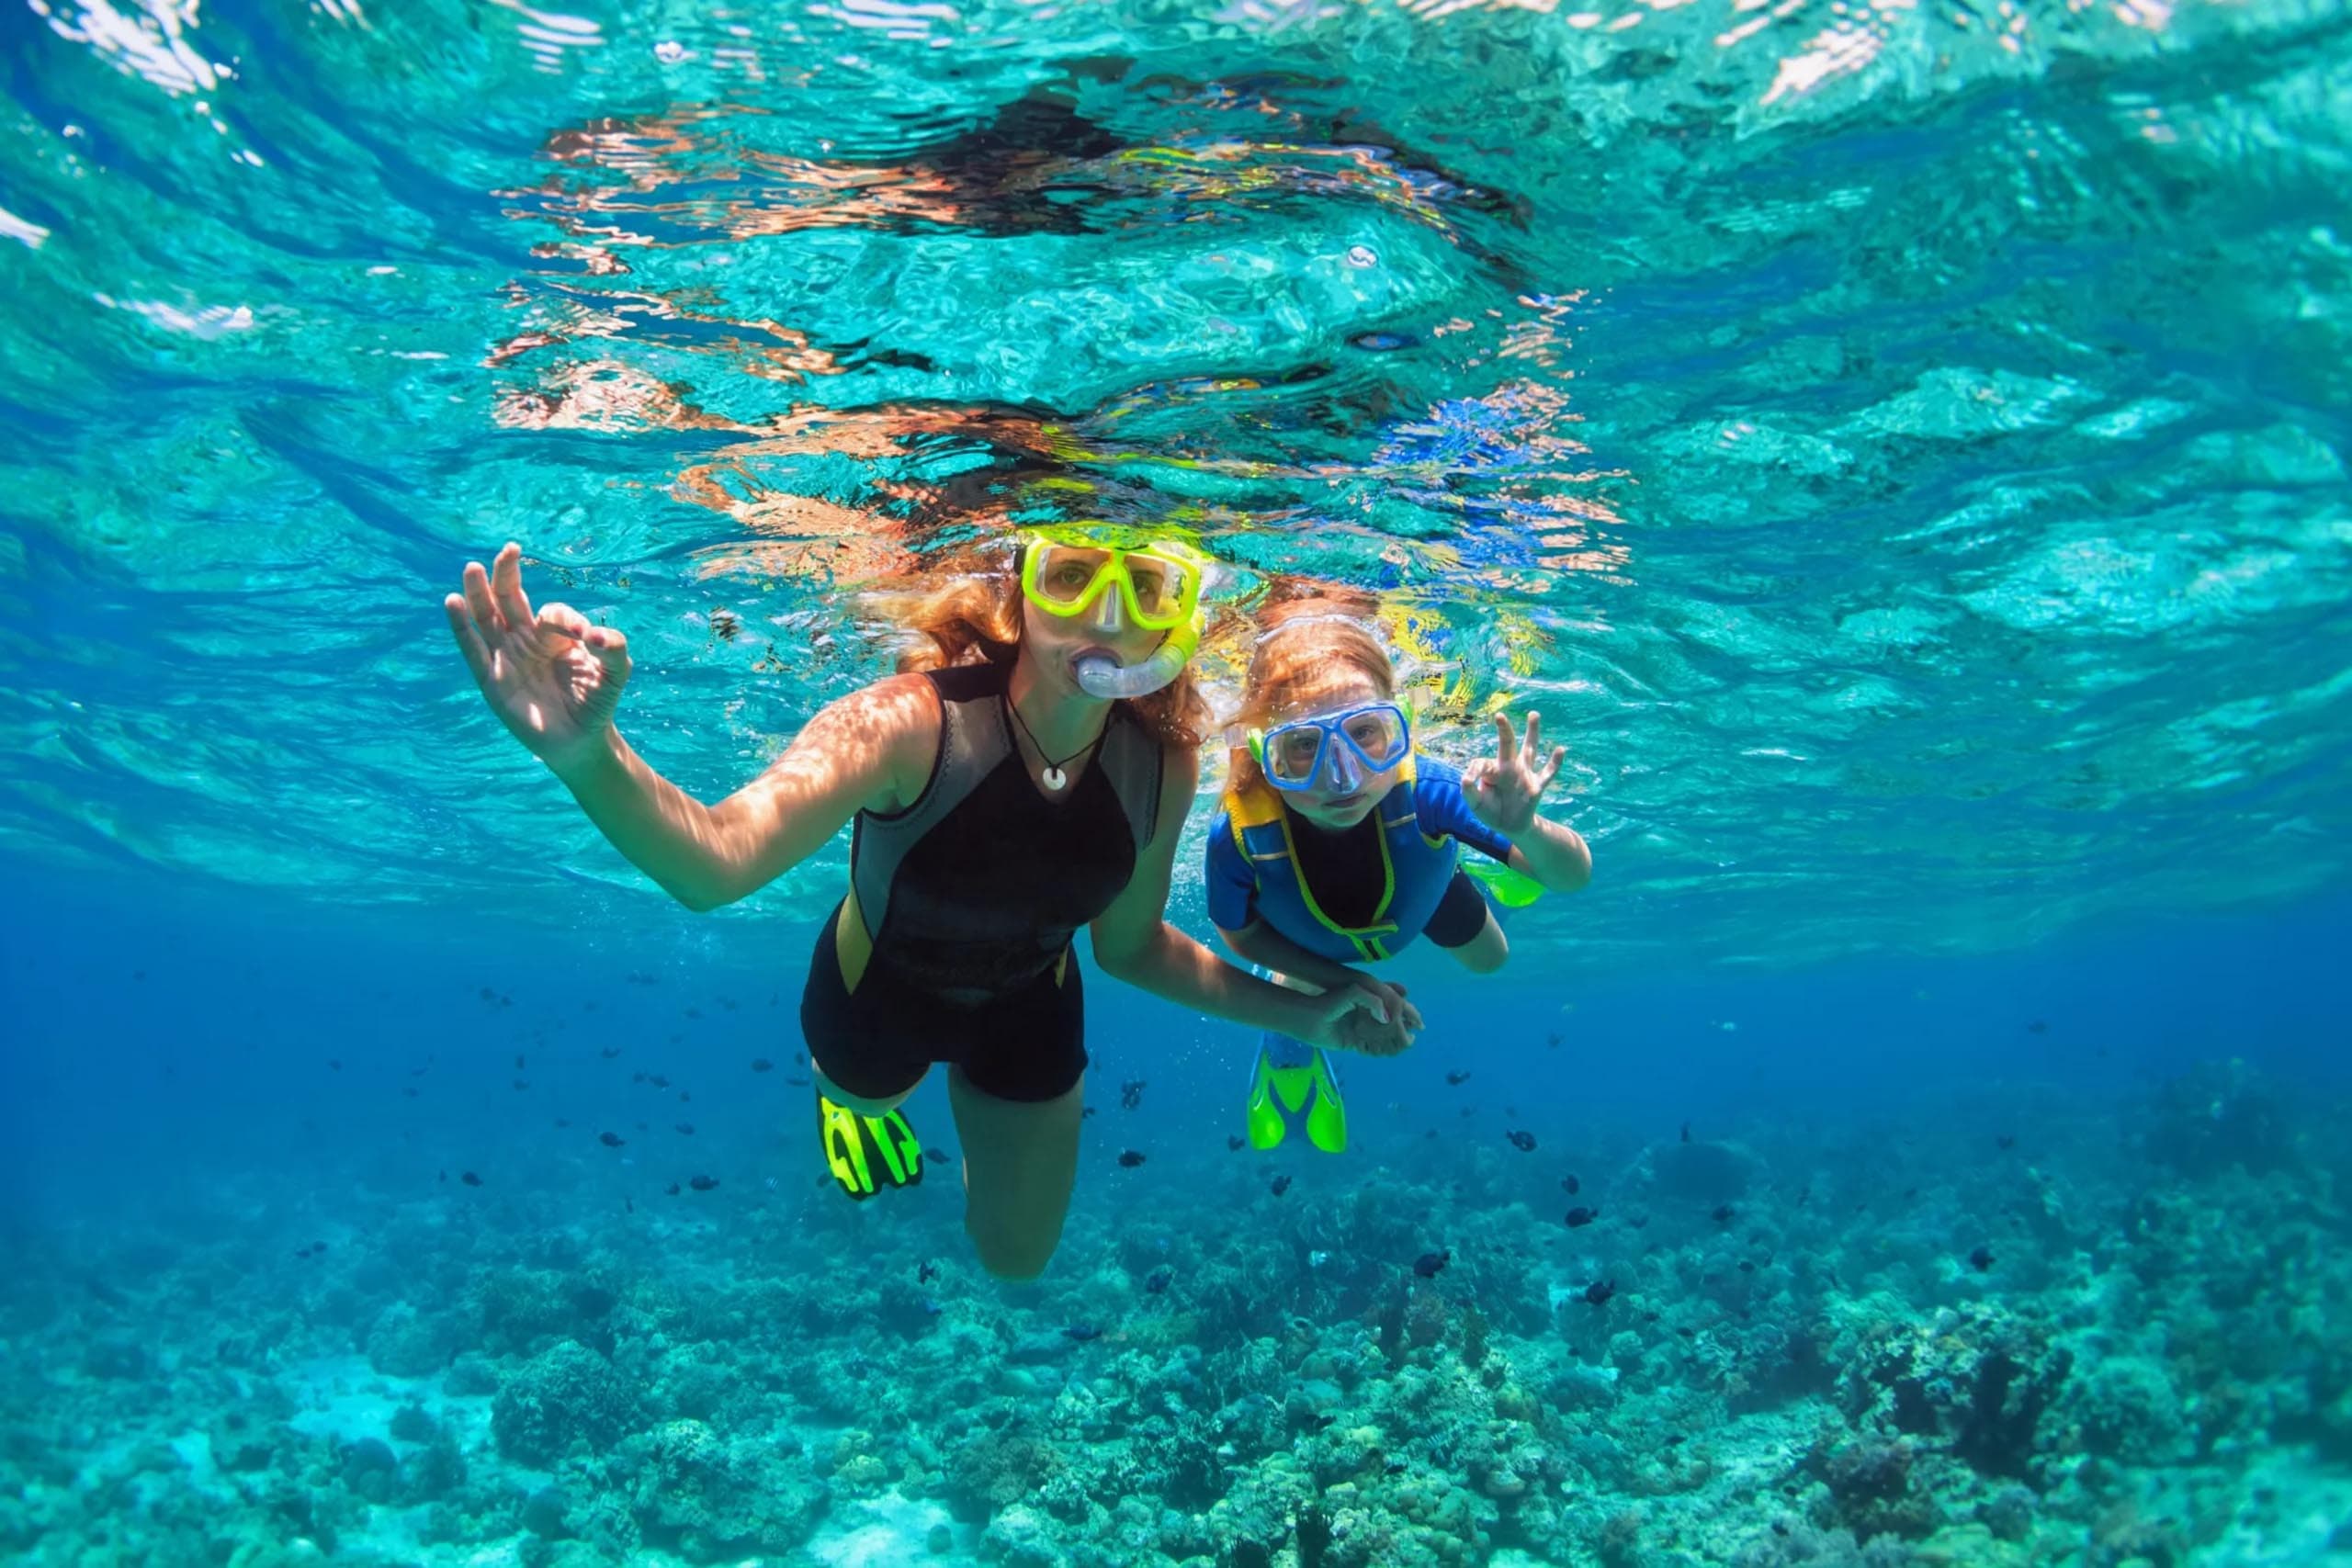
967, 1216, 1065, 1280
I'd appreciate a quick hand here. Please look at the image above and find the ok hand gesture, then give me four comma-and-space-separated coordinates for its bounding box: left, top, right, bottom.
1462, 711, 1566, 836
445, 542, 630, 770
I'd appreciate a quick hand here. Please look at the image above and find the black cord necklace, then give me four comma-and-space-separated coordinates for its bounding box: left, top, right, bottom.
1002, 692, 1103, 792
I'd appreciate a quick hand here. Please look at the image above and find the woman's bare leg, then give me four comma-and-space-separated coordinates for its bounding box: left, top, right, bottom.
946, 1066, 1085, 1280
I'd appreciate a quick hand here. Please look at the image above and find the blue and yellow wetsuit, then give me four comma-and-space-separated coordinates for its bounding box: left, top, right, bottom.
1205, 753, 1517, 1152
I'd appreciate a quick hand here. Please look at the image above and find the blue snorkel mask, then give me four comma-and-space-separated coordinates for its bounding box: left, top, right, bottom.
1248, 702, 1413, 792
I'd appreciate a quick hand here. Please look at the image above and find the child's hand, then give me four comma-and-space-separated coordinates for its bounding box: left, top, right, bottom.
1462, 711, 1566, 836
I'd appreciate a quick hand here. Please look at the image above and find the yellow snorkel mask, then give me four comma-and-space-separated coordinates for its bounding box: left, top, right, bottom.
1017, 525, 1211, 699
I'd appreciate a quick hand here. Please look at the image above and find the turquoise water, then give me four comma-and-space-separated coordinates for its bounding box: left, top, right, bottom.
5, 0, 2352, 1562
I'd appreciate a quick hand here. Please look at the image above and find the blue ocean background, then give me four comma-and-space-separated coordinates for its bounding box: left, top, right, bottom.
6, 0, 2352, 1562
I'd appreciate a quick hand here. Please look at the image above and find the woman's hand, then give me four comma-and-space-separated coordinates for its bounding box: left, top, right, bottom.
1298, 979, 1421, 1056
445, 542, 630, 770
1462, 711, 1566, 837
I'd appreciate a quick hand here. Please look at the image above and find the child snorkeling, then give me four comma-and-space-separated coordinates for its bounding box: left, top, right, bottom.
1205, 587, 1593, 1153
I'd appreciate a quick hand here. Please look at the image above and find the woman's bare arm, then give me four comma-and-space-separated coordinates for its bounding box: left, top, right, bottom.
1091, 747, 1403, 1046
549, 675, 935, 911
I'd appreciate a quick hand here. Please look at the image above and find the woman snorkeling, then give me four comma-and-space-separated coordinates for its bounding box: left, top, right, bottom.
1206, 588, 1593, 1155
444, 530, 1410, 1279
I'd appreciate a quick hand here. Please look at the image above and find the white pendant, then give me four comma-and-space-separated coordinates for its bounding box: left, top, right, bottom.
1041, 765, 1068, 791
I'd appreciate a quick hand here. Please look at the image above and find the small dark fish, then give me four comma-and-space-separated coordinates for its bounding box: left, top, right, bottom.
1561, 1173, 1580, 1195
1680, 1122, 1692, 1144
1063, 1324, 1103, 1342
512, 1079, 528, 1091
924, 1147, 948, 1163
1630, 1215, 1649, 1229
1445, 1070, 1472, 1086
402, 1087, 418, 1098
1969, 1245, 1996, 1271
1565, 1206, 1600, 1228
688, 1175, 719, 1191
635, 1122, 648, 1133
625, 1197, 634, 1213
1222, 1134, 1244, 1151
555, 1117, 571, 1128
1117, 1149, 1147, 1168
1506, 1130, 1536, 1153
674, 1122, 695, 1135
918, 1260, 939, 1284
1583, 1280, 1617, 1306
1120, 1078, 1147, 1111
649, 1075, 671, 1089
327, 1058, 342, 1072
599, 1132, 626, 1147
922, 1297, 944, 1316
751, 1058, 774, 1073
479, 987, 496, 1001
600, 1046, 622, 1059
1675, 1325, 1696, 1338
408, 1066, 427, 1077
1997, 1134, 2016, 1150
1739, 1260, 1755, 1273
514, 1055, 526, 1069
437, 1169, 447, 1182
684, 1008, 701, 1020
1712, 1204, 1735, 1225
680, 1091, 690, 1102
1904, 1187, 1918, 1200
460, 1171, 482, 1187
1082, 1107, 1098, 1119
666, 1182, 681, 1196
632, 1072, 646, 1084
1145, 1268, 1172, 1294
787, 1076, 811, 1087
1271, 1175, 1293, 1197
2027, 1020, 2048, 1034
1413, 1248, 1451, 1279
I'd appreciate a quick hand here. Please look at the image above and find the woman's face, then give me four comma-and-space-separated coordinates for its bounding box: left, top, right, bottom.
1266, 669, 1403, 831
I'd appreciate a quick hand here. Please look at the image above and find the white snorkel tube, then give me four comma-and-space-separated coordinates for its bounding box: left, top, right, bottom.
1072, 610, 1203, 699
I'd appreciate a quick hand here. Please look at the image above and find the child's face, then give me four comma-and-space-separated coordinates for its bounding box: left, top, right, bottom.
1268, 671, 1405, 831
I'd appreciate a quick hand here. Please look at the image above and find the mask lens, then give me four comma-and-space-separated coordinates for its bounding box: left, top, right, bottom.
1269, 727, 1325, 784
1341, 707, 1407, 765
1032, 547, 1110, 609
1124, 555, 1187, 625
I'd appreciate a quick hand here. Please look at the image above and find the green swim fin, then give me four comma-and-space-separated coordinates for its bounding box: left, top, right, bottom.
1244, 1037, 1347, 1155
818, 1091, 924, 1200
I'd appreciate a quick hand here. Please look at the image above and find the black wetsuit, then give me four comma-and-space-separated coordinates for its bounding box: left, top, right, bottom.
801, 656, 1162, 1102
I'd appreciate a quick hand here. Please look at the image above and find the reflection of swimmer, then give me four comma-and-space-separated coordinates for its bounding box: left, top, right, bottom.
527, 83, 1523, 248
443, 531, 1400, 1278
1208, 586, 1592, 1156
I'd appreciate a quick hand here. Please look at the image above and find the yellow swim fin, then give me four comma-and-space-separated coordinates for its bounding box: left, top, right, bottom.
1243, 1038, 1347, 1155
818, 1092, 924, 1200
